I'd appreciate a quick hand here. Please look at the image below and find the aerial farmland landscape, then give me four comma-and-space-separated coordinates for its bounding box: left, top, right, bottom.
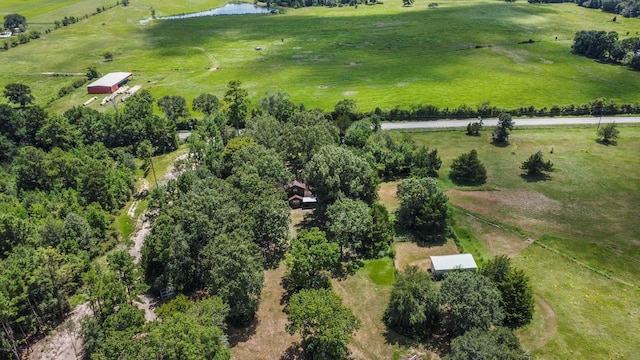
0, 0, 639, 359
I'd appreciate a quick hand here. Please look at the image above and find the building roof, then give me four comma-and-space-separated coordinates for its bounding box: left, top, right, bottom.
87, 72, 132, 88
430, 254, 477, 272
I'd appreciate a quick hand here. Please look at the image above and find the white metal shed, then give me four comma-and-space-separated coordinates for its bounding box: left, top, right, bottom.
430, 254, 477, 276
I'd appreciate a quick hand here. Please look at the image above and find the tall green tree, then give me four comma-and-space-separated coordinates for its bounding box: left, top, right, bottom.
326, 197, 372, 257
411, 146, 441, 178
449, 149, 487, 185
157, 95, 190, 124
201, 232, 264, 325
383, 266, 440, 337
520, 150, 554, 177
344, 119, 372, 148
259, 91, 298, 122
224, 80, 250, 133
440, 271, 504, 336
286, 288, 360, 360
480, 256, 534, 328
3, 14, 27, 31
363, 203, 394, 258
396, 177, 450, 242
285, 228, 340, 292
305, 145, 378, 206
251, 199, 291, 268
3, 83, 34, 108
492, 112, 514, 144
192, 93, 221, 116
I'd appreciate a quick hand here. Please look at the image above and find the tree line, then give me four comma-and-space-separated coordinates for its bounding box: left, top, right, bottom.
572, 30, 640, 70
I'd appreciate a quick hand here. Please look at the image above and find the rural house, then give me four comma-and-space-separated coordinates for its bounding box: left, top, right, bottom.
287, 180, 317, 209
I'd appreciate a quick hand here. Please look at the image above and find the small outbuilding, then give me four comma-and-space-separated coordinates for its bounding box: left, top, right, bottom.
430, 254, 477, 277
87, 72, 132, 94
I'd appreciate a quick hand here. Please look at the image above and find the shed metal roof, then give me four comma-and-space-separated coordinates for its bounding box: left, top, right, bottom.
87, 72, 132, 88
430, 254, 477, 272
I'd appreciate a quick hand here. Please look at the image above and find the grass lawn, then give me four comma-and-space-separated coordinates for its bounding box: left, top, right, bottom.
1, 0, 639, 113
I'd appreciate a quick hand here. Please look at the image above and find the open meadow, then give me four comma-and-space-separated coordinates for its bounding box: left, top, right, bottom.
1, 0, 640, 113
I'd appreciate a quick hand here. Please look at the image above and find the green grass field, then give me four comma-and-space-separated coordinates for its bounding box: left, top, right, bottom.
1, 0, 639, 113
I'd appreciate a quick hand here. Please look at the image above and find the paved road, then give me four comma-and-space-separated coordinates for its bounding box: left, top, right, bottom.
381, 116, 640, 130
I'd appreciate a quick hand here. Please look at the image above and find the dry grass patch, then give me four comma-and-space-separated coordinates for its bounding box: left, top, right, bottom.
378, 181, 399, 212
454, 212, 530, 259
447, 189, 564, 237
332, 275, 394, 359
394, 241, 459, 272
230, 265, 298, 360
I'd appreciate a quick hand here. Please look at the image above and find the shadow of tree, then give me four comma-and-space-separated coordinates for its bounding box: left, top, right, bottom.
227, 319, 259, 347
596, 139, 617, 146
383, 326, 451, 358
491, 140, 510, 148
519, 173, 552, 183
280, 342, 304, 360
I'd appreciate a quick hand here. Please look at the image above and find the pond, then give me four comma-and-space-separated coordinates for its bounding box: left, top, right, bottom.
161, 4, 272, 20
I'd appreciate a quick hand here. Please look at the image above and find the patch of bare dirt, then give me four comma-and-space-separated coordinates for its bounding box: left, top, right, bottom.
448, 189, 561, 215
394, 241, 460, 272
230, 265, 298, 360
26, 304, 92, 360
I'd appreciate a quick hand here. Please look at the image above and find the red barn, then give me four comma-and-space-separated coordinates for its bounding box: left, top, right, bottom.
87, 72, 132, 94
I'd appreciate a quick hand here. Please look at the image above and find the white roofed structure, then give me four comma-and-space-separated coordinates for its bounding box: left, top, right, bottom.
430, 254, 477, 276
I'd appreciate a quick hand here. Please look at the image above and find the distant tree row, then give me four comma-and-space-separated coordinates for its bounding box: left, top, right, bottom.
359, 98, 640, 124
574, 0, 640, 17
269, 0, 381, 9
572, 30, 640, 70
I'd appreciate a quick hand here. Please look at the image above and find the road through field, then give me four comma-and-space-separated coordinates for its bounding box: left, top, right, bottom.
381, 116, 640, 130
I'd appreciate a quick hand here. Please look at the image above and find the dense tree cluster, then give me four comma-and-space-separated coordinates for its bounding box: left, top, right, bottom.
82, 296, 231, 359
384, 266, 532, 357
575, 0, 640, 18
573, 31, 640, 70
0, 85, 147, 359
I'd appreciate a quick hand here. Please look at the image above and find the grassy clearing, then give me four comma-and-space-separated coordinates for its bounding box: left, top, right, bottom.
2, 0, 639, 112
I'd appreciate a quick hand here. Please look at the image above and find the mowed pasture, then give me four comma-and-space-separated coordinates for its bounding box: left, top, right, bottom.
1, 0, 640, 113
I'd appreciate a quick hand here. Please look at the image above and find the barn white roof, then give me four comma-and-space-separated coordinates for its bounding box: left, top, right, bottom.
87, 72, 132, 88
430, 254, 477, 272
